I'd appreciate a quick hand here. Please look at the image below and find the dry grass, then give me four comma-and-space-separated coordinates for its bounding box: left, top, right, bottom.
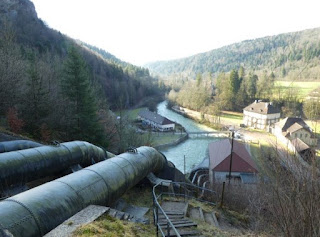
73, 186, 156, 237
73, 215, 155, 237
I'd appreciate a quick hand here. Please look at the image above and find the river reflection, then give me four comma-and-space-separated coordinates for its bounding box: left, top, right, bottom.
157, 101, 219, 173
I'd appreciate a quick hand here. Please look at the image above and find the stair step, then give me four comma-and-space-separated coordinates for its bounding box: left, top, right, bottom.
164, 222, 197, 228
158, 214, 184, 220
164, 229, 201, 237
163, 211, 184, 215
158, 219, 194, 226
161, 201, 188, 214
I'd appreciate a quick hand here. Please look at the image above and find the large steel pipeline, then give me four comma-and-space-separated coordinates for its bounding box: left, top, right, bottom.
0, 141, 107, 192
0, 140, 42, 153
0, 146, 166, 237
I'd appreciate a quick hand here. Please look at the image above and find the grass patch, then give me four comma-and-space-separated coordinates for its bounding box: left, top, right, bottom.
221, 208, 250, 228
73, 215, 155, 237
121, 186, 153, 207
274, 81, 320, 99
150, 133, 184, 147
220, 111, 243, 125
188, 199, 215, 213
115, 107, 147, 121
73, 186, 156, 237
306, 120, 320, 137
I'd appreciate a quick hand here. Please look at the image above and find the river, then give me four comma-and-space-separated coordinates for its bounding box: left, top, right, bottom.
157, 101, 219, 173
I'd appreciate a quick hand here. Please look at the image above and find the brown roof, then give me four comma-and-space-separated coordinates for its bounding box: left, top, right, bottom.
138, 109, 174, 125
243, 101, 280, 115
287, 123, 304, 133
275, 117, 311, 133
291, 138, 310, 152
208, 139, 258, 173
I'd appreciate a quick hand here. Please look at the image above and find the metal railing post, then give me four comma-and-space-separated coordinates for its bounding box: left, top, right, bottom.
167, 221, 170, 237
156, 206, 159, 236
160, 182, 163, 201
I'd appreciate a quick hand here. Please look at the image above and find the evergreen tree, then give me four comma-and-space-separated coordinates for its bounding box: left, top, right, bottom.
239, 66, 245, 82
61, 46, 104, 145
247, 74, 258, 100
22, 51, 49, 136
229, 69, 240, 94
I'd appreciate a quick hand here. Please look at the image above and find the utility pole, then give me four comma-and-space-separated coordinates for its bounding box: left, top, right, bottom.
184, 155, 186, 174
228, 131, 234, 184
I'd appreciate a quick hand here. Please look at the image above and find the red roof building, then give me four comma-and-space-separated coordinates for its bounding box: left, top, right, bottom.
208, 139, 258, 184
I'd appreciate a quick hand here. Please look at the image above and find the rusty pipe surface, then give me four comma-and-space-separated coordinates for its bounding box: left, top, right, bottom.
0, 146, 166, 237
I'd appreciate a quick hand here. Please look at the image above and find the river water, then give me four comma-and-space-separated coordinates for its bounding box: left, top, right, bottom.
157, 101, 219, 173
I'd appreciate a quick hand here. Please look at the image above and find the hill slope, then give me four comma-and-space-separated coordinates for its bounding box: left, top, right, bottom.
0, 0, 160, 110
0, 0, 162, 146
146, 28, 320, 80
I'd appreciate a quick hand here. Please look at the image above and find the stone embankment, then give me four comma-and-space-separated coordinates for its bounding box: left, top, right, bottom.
154, 133, 188, 150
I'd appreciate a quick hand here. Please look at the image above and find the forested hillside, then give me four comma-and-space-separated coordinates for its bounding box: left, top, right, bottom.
0, 0, 162, 151
147, 28, 320, 80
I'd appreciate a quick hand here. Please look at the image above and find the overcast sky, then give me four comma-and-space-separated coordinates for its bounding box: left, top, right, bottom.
31, 0, 320, 65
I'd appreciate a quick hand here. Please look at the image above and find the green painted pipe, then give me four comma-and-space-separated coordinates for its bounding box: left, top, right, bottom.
0, 146, 166, 237
0, 141, 106, 193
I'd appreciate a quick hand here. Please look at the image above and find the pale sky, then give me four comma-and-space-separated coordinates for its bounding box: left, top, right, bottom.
31, 0, 320, 66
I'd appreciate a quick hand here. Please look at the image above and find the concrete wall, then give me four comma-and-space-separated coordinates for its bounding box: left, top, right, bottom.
154, 133, 188, 150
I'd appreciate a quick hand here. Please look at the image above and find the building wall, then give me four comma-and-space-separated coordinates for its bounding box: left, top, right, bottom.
211, 171, 256, 184
291, 129, 317, 146
274, 126, 317, 147
243, 110, 280, 130
140, 118, 175, 131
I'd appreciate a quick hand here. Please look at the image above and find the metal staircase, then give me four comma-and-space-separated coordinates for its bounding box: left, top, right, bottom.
152, 181, 217, 237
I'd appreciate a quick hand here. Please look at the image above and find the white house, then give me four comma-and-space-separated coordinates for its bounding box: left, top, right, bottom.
138, 109, 175, 131
274, 117, 317, 147
243, 100, 280, 131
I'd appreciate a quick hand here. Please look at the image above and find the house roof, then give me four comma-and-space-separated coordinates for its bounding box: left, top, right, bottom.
275, 117, 311, 133
291, 138, 310, 152
138, 109, 174, 125
286, 123, 304, 133
208, 139, 258, 173
243, 101, 280, 115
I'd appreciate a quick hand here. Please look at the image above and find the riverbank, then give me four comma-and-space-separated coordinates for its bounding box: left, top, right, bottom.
153, 132, 188, 150
172, 105, 242, 130
157, 101, 220, 173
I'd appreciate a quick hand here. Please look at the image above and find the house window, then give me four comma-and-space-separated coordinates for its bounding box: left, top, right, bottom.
295, 134, 297, 138
305, 134, 308, 138
300, 134, 302, 138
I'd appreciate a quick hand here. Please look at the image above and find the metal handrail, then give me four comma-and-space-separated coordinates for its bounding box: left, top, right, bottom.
152, 180, 217, 236
153, 183, 181, 237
